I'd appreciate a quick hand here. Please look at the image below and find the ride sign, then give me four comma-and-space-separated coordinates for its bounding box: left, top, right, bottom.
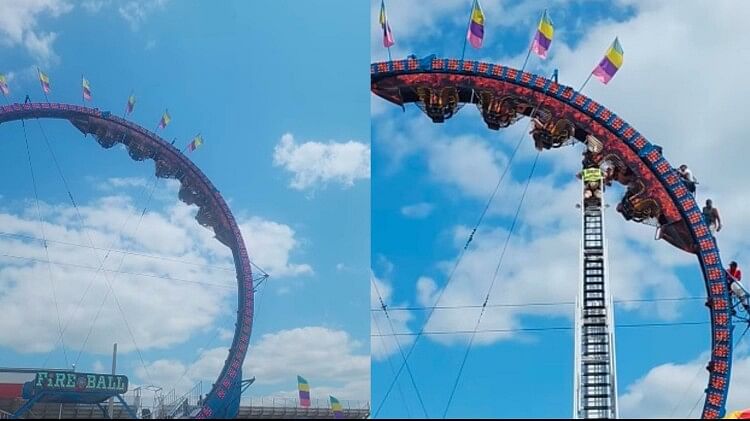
32, 371, 128, 394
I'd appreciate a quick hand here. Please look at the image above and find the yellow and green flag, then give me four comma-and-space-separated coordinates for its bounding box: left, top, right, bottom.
188, 134, 203, 152
158, 109, 171, 129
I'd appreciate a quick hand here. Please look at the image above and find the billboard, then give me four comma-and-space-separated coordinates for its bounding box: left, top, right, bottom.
27, 371, 128, 396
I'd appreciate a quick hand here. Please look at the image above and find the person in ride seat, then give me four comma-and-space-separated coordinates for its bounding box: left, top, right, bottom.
703, 199, 722, 233
577, 155, 603, 203
678, 164, 698, 194
530, 117, 549, 151
727, 261, 749, 309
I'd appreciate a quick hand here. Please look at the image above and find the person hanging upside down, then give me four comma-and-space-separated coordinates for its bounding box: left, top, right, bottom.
727, 261, 749, 310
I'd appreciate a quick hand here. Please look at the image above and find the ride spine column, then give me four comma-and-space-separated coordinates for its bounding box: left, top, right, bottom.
574, 164, 619, 419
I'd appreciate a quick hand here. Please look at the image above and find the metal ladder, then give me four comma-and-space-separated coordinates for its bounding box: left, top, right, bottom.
574, 188, 618, 418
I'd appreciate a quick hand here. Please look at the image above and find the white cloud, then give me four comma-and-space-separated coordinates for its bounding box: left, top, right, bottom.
0, 184, 311, 355
0, 0, 72, 63
239, 217, 313, 278
273, 133, 370, 191
117, 0, 168, 31
619, 349, 750, 418
80, 1, 105, 14
400, 202, 435, 219
139, 326, 370, 401
426, 135, 506, 199
94, 176, 150, 191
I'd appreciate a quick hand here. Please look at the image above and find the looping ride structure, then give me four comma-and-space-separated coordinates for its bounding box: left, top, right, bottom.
371, 56, 735, 418
0, 102, 254, 419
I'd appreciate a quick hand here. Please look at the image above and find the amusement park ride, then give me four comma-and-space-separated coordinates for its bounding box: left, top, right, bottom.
0, 102, 256, 419
371, 55, 750, 418
0, 101, 369, 419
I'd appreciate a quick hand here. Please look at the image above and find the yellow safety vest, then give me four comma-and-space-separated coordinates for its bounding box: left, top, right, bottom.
582, 168, 602, 183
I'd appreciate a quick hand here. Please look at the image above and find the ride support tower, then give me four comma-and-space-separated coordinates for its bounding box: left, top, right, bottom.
574, 155, 618, 419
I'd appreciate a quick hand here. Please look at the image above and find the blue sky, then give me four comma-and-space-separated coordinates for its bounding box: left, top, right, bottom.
0, 0, 369, 406
371, 0, 750, 418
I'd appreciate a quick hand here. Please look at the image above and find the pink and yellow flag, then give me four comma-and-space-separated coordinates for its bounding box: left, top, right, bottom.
126, 94, 136, 115
591, 37, 624, 84
298, 375, 311, 408
466, 0, 485, 49
0, 74, 8, 96
82, 77, 92, 101
531, 10, 554, 59
38, 69, 51, 94
379, 0, 394, 48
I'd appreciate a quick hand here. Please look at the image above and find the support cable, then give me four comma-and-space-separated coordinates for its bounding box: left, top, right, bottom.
372, 278, 429, 418
33, 118, 154, 384
20, 118, 69, 368
371, 311, 412, 419
442, 151, 541, 418
373, 117, 527, 418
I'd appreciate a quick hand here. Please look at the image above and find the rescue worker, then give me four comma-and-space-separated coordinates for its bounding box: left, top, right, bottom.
702, 199, 722, 233
678, 164, 698, 194
580, 166, 603, 203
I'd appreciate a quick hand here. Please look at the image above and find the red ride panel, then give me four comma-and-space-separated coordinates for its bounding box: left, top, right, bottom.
0, 383, 23, 398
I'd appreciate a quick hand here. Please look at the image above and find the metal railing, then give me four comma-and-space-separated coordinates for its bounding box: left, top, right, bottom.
243, 396, 370, 410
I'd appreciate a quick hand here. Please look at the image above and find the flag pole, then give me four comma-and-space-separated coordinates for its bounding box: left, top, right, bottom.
81, 74, 84, 106
155, 108, 166, 133
461, 0, 475, 61
383, 0, 393, 61
579, 72, 593, 93
521, 9, 545, 72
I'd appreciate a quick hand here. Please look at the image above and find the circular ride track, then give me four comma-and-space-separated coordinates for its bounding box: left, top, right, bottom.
371, 56, 734, 419
0, 102, 253, 419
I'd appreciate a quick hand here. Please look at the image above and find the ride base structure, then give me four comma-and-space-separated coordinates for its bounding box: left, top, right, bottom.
12, 371, 136, 419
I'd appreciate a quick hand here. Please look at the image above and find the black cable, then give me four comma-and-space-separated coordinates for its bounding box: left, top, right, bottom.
0, 252, 235, 289
373, 118, 528, 418
370, 321, 710, 337
372, 279, 429, 418
34, 118, 154, 384
74, 176, 169, 366
371, 296, 705, 312
21, 118, 69, 368
371, 311, 412, 418
0, 231, 236, 272
375, 71, 560, 417
443, 151, 540, 418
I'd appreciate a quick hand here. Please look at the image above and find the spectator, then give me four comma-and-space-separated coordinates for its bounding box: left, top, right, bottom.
702, 199, 722, 233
